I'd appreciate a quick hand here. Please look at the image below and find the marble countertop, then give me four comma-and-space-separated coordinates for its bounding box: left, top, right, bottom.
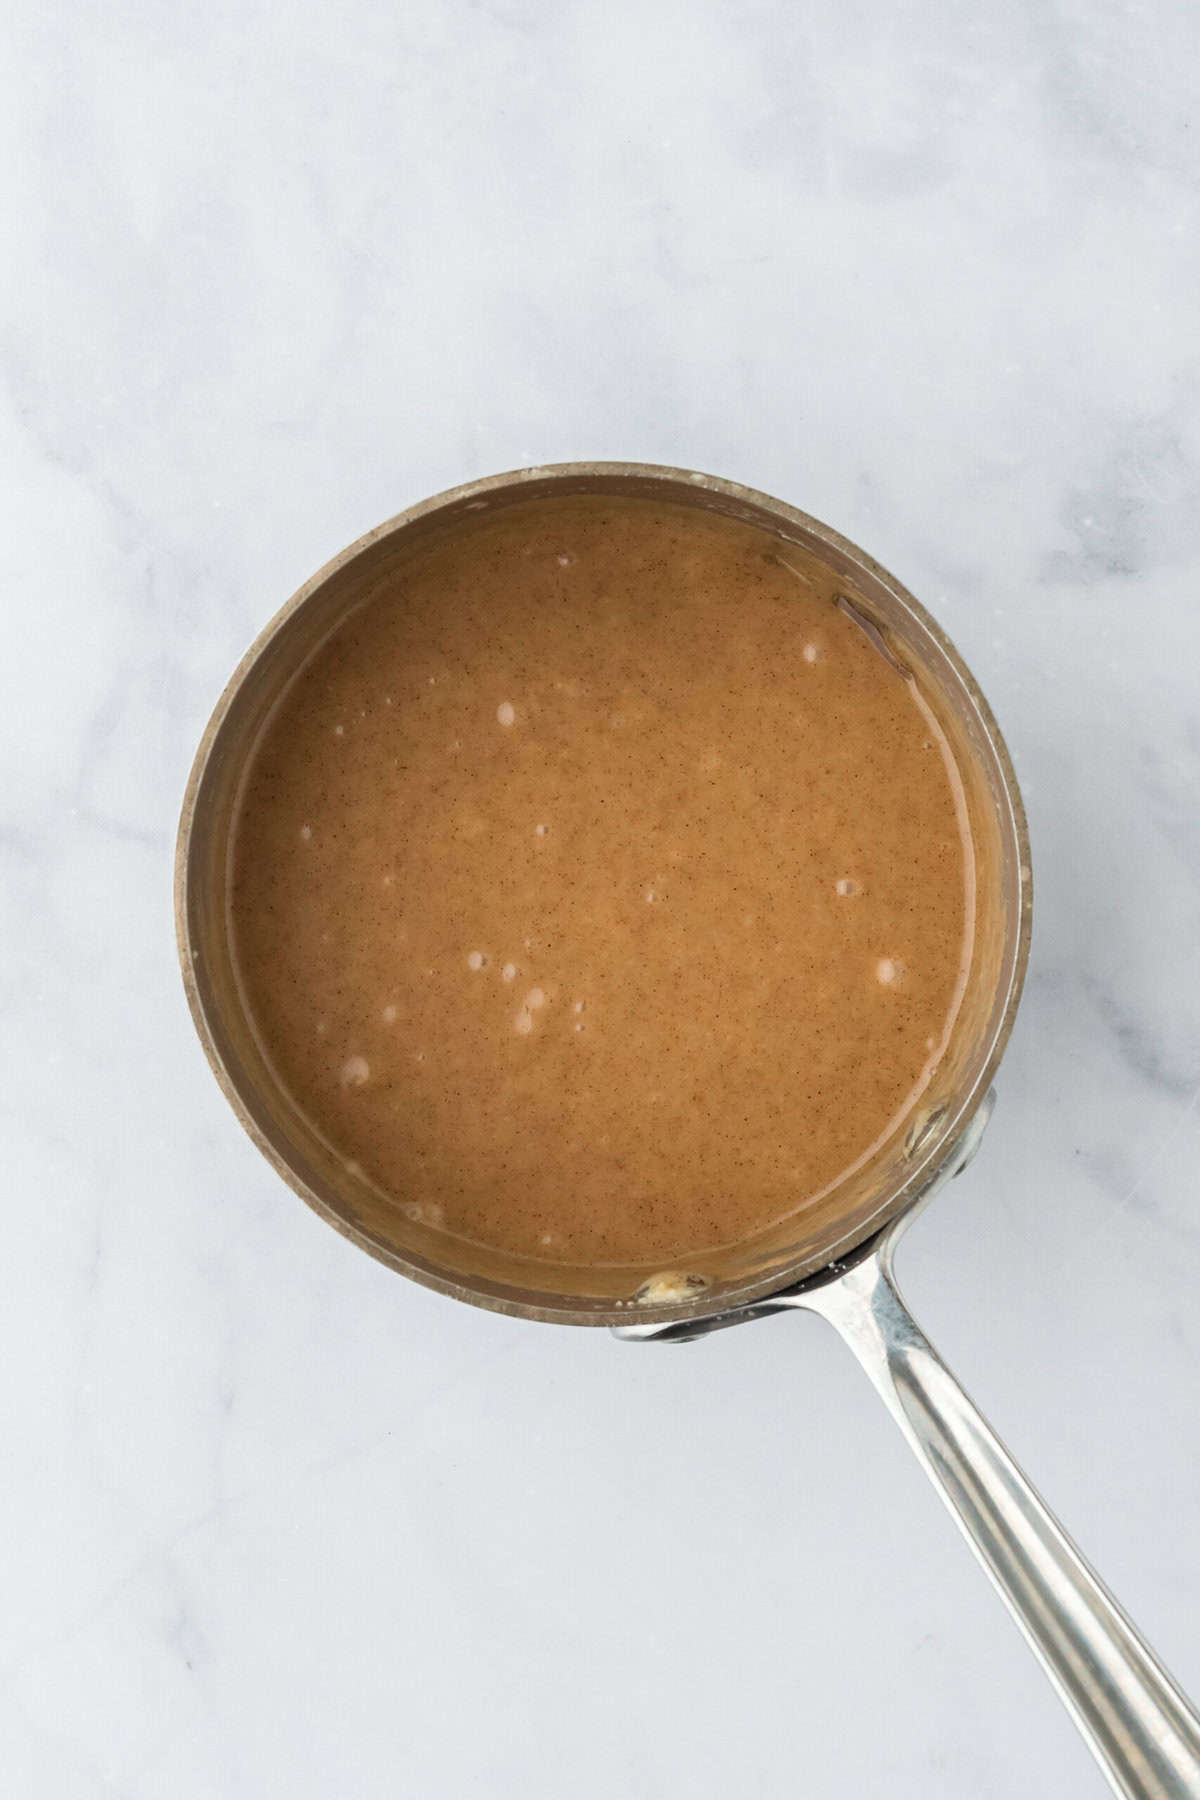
6, 3, 1200, 1794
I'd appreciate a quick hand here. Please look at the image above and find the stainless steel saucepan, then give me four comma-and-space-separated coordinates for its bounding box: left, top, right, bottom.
177, 464, 1200, 1798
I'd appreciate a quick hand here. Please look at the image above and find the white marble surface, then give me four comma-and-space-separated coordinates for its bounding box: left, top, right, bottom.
5, 2, 1200, 1793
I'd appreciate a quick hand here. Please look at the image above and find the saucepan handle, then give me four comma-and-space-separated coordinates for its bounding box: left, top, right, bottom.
796, 1247, 1200, 1800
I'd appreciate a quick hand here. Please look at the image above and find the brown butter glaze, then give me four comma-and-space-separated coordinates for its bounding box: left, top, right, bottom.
230, 496, 974, 1266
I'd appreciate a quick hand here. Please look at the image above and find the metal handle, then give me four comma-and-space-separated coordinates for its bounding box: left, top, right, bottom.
794, 1244, 1200, 1799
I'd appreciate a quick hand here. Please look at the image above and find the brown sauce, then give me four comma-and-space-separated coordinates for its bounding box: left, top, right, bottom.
229, 497, 974, 1267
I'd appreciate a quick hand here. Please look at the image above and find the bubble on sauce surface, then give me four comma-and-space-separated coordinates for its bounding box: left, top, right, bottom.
501, 962, 518, 982
467, 950, 488, 971
514, 986, 547, 1035
382, 1004, 398, 1024
876, 957, 905, 985
802, 643, 820, 663
402, 1200, 445, 1227
497, 701, 516, 727
835, 877, 860, 897
535, 823, 548, 837
299, 824, 312, 841
340, 1055, 370, 1087
334, 724, 345, 736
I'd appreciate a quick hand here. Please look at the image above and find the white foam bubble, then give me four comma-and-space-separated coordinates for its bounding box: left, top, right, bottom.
876, 958, 903, 985
382, 1004, 397, 1024
334, 723, 345, 736
572, 1000, 586, 1014
402, 1200, 445, 1226
497, 701, 516, 727
802, 643, 819, 663
525, 987, 545, 1011
340, 1055, 370, 1087
535, 823, 548, 837
515, 1010, 534, 1035
556, 553, 573, 567
501, 962, 517, 983
835, 877, 859, 897
467, 950, 487, 971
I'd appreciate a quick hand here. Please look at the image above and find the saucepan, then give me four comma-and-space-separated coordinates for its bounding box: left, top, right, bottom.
176, 465, 1200, 1798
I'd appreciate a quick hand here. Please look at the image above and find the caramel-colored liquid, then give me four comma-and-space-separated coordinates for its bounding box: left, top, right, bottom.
230, 497, 974, 1267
